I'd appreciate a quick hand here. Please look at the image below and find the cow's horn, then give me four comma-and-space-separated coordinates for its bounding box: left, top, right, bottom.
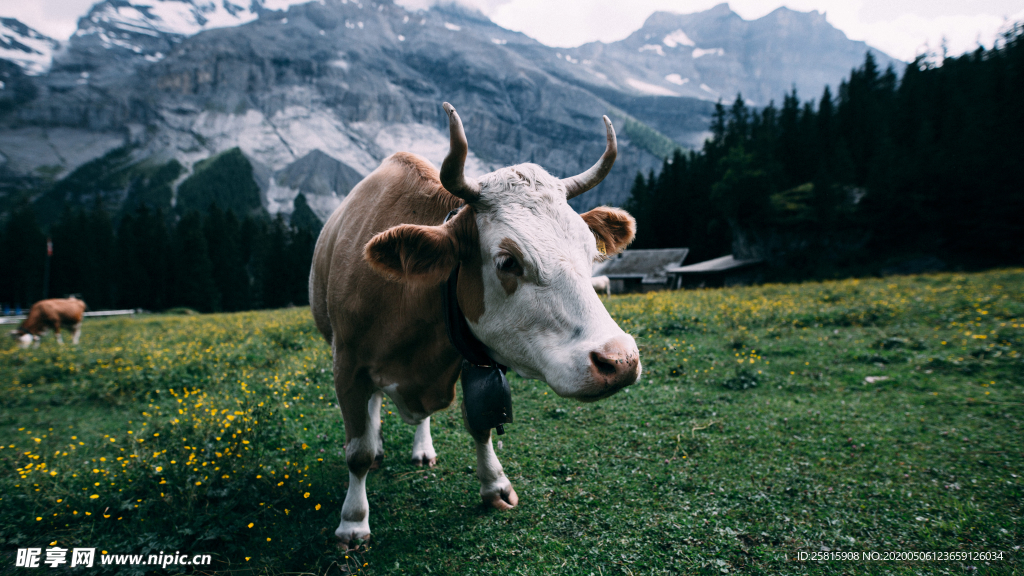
563, 115, 617, 200
440, 102, 482, 203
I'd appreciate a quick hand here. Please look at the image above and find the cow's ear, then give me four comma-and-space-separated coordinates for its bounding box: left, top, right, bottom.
581, 206, 635, 258
364, 224, 457, 285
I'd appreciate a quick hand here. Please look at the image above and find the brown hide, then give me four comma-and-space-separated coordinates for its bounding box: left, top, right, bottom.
581, 207, 636, 257
17, 298, 86, 336
310, 153, 473, 441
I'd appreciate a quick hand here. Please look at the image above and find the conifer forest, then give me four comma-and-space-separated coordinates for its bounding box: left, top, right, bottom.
0, 199, 319, 314
2, 24, 1023, 312
625, 24, 1024, 280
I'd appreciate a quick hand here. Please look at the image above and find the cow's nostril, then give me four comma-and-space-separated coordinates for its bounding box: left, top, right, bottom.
590, 351, 618, 376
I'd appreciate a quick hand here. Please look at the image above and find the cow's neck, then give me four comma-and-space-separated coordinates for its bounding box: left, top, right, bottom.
441, 207, 513, 435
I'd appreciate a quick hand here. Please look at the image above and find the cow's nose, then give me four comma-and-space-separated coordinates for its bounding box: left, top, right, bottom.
588, 336, 640, 390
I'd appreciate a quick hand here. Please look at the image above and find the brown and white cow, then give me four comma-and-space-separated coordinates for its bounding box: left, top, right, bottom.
9, 297, 86, 349
310, 103, 641, 547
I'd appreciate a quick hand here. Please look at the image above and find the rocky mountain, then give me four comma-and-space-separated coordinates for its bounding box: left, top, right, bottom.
0, 1, 900, 221
564, 5, 900, 108
59, 0, 265, 70
0, 18, 60, 76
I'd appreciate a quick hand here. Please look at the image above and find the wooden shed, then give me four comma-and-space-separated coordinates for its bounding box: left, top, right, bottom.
666, 254, 763, 289
593, 248, 690, 294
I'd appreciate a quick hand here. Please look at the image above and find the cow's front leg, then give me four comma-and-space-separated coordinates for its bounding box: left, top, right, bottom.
463, 404, 518, 510
411, 417, 437, 467
71, 322, 82, 345
337, 389, 383, 548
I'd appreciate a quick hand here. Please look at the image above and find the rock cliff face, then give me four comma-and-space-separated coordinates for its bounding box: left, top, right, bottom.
562, 5, 900, 109
0, 1, 899, 219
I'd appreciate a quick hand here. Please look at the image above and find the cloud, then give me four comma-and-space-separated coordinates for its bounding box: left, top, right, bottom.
1, 0, 98, 40
843, 11, 1024, 61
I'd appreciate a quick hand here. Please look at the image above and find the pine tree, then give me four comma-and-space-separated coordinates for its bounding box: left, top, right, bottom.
287, 224, 316, 306
290, 193, 323, 234
650, 150, 688, 249
254, 215, 291, 309
623, 171, 656, 249
115, 206, 172, 310
0, 205, 46, 308
204, 205, 251, 312
172, 211, 219, 312
49, 208, 114, 308
725, 94, 750, 149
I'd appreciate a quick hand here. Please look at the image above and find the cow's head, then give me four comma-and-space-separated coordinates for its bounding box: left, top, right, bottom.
365, 103, 641, 400
8, 330, 33, 349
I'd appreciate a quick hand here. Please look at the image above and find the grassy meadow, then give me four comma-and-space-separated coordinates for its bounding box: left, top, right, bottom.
1, 269, 1022, 575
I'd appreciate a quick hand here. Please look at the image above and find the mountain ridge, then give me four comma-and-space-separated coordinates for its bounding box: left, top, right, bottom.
0, 1, 901, 219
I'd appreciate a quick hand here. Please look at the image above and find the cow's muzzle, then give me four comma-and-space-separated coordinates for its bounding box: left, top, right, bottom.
581, 335, 640, 400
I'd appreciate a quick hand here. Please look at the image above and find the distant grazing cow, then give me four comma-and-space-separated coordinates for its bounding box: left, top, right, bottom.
9, 297, 86, 349
591, 275, 611, 296
310, 102, 641, 547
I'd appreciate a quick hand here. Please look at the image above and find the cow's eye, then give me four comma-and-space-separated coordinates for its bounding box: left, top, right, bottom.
495, 254, 523, 276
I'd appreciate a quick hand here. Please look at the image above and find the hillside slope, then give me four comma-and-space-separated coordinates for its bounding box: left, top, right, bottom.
0, 1, 899, 218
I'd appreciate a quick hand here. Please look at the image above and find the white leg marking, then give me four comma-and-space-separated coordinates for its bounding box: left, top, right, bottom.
336, 391, 382, 546
411, 417, 437, 467
56, 332, 64, 345
462, 404, 516, 508
474, 431, 517, 510
72, 323, 82, 345
337, 470, 370, 544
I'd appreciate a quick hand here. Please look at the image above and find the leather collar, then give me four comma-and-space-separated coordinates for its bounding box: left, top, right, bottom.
440, 207, 506, 371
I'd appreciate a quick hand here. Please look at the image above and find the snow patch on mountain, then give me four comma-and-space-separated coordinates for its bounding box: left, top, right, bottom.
639, 44, 665, 56
0, 18, 60, 75
626, 77, 678, 96
692, 47, 724, 58
81, 0, 261, 39
662, 29, 695, 48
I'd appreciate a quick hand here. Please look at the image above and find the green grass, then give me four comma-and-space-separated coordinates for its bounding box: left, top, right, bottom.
1, 270, 1022, 575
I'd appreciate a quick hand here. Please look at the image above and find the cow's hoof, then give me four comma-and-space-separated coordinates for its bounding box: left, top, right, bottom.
335, 522, 371, 550
410, 453, 437, 467
481, 479, 518, 511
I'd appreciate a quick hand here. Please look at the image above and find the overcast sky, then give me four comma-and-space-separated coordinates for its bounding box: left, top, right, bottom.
3, 0, 1023, 61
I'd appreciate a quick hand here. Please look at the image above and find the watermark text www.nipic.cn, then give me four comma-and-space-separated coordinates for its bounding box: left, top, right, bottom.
14, 548, 212, 569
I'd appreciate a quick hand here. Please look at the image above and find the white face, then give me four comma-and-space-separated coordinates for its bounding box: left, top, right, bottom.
17, 333, 34, 349
466, 164, 641, 400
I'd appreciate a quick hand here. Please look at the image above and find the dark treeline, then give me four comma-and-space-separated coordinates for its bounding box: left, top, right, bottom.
626, 23, 1024, 278
0, 201, 319, 314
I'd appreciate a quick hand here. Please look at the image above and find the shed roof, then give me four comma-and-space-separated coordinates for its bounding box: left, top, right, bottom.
594, 248, 689, 284
666, 254, 763, 274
